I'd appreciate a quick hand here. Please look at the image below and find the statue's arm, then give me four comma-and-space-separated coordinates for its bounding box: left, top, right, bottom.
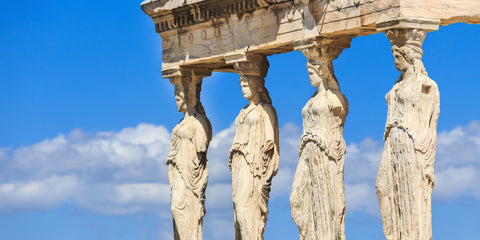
425, 87, 440, 187
194, 117, 211, 153
330, 91, 348, 123
417, 79, 440, 187
261, 106, 279, 176
263, 106, 278, 154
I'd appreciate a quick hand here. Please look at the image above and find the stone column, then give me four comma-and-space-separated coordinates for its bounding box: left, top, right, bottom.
290, 37, 350, 240
165, 68, 213, 240
375, 28, 440, 240
226, 54, 279, 240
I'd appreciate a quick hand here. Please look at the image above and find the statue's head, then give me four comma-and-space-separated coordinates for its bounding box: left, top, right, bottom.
174, 88, 188, 112
170, 76, 199, 113
392, 44, 423, 72
387, 29, 425, 73
240, 76, 263, 100
306, 60, 332, 87
239, 75, 272, 105
305, 58, 340, 91
392, 46, 410, 72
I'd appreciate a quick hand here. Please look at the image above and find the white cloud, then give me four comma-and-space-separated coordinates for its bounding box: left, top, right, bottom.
74, 182, 171, 215
206, 183, 233, 210
343, 137, 384, 217
278, 122, 303, 165
0, 122, 239, 239
1, 120, 479, 239
433, 121, 480, 202
341, 121, 480, 215
205, 215, 234, 240
433, 167, 476, 202
0, 175, 78, 212
0, 123, 172, 215
435, 121, 480, 167
345, 137, 383, 182
271, 124, 384, 217
207, 125, 235, 182
0, 147, 10, 158
271, 122, 302, 197
345, 182, 380, 216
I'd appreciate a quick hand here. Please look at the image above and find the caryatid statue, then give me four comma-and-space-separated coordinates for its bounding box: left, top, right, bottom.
228, 55, 279, 240
166, 73, 212, 240
290, 38, 350, 240
376, 28, 440, 240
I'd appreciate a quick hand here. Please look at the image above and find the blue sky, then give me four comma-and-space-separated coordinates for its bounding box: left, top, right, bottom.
1, 1, 479, 239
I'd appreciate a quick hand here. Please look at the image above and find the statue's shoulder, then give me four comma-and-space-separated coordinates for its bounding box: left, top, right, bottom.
193, 113, 210, 127
260, 103, 276, 114
420, 74, 439, 95
239, 104, 249, 112
260, 103, 278, 123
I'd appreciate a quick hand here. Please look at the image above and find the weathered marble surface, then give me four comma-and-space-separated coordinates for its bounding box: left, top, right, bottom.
167, 75, 212, 240
376, 28, 440, 240
139, 1, 478, 239
228, 55, 279, 240
141, 0, 480, 73
290, 38, 349, 240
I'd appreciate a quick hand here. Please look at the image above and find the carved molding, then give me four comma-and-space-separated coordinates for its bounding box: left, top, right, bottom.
385, 28, 428, 61
163, 66, 213, 78
295, 37, 352, 62
385, 28, 426, 48
229, 54, 269, 78
376, 18, 440, 32
142, 0, 293, 33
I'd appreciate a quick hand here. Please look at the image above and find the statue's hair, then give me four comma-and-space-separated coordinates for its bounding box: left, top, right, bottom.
307, 60, 341, 91
194, 81, 206, 115
393, 45, 428, 77
240, 76, 272, 105
173, 76, 206, 115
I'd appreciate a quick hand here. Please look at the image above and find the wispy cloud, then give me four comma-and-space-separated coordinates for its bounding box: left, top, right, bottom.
1, 121, 479, 239
434, 121, 480, 201
344, 121, 480, 216
0, 123, 172, 214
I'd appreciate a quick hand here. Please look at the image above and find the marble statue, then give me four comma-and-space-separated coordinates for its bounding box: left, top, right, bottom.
290, 51, 348, 240
376, 29, 440, 240
229, 75, 279, 240
140, 0, 479, 238
167, 76, 212, 240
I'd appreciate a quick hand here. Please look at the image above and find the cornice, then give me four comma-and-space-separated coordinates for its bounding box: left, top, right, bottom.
141, 0, 293, 33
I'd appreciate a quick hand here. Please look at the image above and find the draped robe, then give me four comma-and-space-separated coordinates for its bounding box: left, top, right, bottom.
167, 113, 212, 240
229, 103, 279, 240
290, 89, 348, 240
376, 72, 440, 240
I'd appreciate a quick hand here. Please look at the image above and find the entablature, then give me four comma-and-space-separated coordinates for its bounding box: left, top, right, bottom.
141, 0, 480, 77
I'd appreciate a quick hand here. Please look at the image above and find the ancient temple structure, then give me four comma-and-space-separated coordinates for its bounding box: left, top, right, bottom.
141, 1, 479, 239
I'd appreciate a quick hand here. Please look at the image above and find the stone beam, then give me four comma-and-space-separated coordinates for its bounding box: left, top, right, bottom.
398, 0, 480, 25
141, 0, 479, 77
